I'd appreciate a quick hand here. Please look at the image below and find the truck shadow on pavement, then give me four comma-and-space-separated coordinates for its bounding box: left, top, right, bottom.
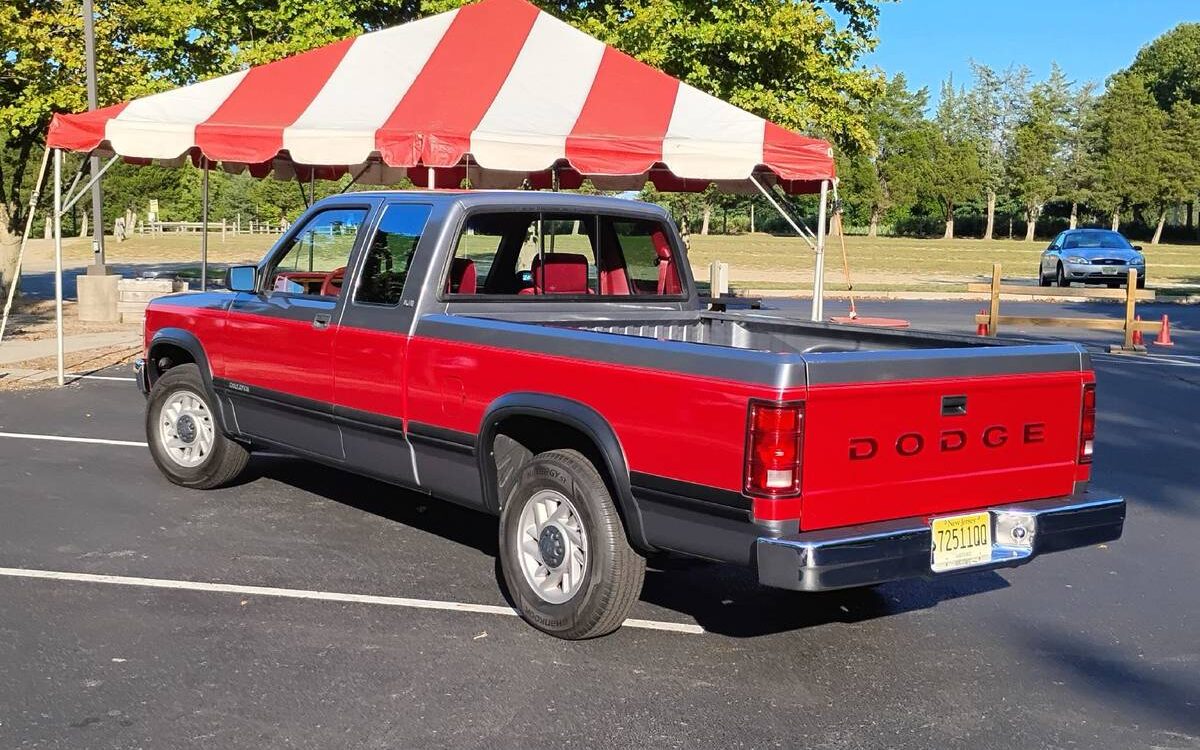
245, 455, 1010, 639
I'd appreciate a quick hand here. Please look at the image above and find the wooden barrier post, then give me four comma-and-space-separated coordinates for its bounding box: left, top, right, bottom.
1123, 269, 1138, 350
988, 263, 1001, 336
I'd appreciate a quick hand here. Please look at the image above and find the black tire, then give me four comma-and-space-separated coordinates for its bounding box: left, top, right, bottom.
1056, 263, 1071, 287
1038, 266, 1051, 287
1106, 281, 1120, 289
1137, 275, 1146, 289
146, 363, 249, 489
499, 449, 646, 639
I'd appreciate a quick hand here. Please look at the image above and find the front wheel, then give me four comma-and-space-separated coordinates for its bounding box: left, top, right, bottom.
1038, 266, 1051, 287
1137, 275, 1146, 289
146, 363, 249, 489
1056, 264, 1071, 287
499, 449, 646, 639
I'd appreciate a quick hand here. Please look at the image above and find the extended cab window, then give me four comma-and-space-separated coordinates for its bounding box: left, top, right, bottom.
266, 207, 368, 298
355, 203, 432, 306
444, 211, 683, 298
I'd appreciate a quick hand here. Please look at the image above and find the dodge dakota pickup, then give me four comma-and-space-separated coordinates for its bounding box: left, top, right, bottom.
137, 191, 1125, 639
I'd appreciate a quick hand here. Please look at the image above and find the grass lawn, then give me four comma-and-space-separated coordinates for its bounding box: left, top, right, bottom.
22, 230, 1200, 296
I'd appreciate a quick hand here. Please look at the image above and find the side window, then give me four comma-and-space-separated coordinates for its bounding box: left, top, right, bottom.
266, 207, 368, 297
607, 218, 683, 296
355, 203, 432, 306
445, 212, 599, 296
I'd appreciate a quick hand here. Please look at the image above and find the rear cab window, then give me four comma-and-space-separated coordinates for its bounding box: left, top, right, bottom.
442, 210, 684, 299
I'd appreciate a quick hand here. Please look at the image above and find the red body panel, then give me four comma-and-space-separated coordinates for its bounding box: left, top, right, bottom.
799, 371, 1086, 530
146, 303, 1091, 534
405, 335, 783, 492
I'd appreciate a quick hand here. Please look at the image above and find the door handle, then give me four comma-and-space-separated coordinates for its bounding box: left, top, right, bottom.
312, 313, 332, 330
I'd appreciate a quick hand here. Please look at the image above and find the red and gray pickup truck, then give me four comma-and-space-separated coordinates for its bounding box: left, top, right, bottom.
137, 191, 1124, 639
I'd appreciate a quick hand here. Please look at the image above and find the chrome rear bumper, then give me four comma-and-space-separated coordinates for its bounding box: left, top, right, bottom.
756, 492, 1125, 592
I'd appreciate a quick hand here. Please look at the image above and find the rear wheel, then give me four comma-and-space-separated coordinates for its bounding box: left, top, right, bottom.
146, 364, 249, 489
1056, 263, 1071, 287
499, 449, 645, 639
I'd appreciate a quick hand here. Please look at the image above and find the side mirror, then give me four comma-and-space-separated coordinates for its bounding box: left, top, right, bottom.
227, 265, 258, 293
1133, 245, 1143, 252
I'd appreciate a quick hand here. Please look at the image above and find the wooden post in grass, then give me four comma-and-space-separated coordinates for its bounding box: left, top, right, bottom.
1123, 269, 1138, 349
989, 263, 1002, 336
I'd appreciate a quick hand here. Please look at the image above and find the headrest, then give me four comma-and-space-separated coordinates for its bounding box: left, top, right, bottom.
533, 253, 590, 294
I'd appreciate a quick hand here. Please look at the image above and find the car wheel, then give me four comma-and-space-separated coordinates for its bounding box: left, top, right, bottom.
499, 449, 646, 640
1137, 275, 1146, 289
1106, 281, 1120, 289
1056, 264, 1071, 287
146, 363, 249, 489
1038, 266, 1051, 287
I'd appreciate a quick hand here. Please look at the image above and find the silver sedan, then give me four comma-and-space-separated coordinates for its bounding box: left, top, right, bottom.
1039, 229, 1146, 289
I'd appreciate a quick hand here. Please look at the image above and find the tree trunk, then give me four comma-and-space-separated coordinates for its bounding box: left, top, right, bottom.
0, 205, 19, 298
867, 207, 881, 238
829, 211, 841, 237
1024, 204, 1040, 242
983, 190, 996, 240
1151, 208, 1167, 245
942, 207, 954, 240
1069, 202, 1078, 230
700, 205, 711, 236
1110, 208, 1120, 232
79, 209, 88, 238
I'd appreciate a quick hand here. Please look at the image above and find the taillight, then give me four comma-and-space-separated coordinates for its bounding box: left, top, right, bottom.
1079, 382, 1096, 464
745, 401, 804, 497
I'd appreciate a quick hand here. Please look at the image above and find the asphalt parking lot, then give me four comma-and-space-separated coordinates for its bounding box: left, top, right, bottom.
1, 302, 1198, 750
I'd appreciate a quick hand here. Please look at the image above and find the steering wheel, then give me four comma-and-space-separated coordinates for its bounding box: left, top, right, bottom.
320, 266, 347, 297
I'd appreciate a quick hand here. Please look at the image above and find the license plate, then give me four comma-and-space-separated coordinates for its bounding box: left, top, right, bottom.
1101, 266, 1119, 275
931, 512, 992, 572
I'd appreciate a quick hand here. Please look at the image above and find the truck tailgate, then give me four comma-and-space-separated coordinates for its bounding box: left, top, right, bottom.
800, 346, 1089, 530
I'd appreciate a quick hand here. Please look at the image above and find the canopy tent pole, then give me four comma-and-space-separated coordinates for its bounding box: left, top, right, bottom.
0, 145, 51, 345
61, 154, 120, 215
749, 176, 815, 251
53, 149, 65, 386
200, 157, 209, 291
428, 167, 435, 190
812, 180, 829, 322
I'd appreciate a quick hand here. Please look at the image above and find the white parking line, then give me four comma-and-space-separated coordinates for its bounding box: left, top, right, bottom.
0, 431, 148, 448
0, 566, 705, 635
70, 374, 136, 382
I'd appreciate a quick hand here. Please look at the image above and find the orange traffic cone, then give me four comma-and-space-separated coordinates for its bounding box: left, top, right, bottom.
1154, 315, 1175, 346
976, 308, 988, 336
1132, 316, 1144, 347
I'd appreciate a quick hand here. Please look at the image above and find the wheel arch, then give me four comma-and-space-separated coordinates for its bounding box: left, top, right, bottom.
146, 329, 231, 435
478, 393, 652, 553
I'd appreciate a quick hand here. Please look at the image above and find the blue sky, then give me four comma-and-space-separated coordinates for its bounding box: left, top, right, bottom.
863, 0, 1200, 101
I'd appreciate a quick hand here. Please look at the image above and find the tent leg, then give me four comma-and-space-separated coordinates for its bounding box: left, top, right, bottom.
0, 144, 50, 344
54, 149, 64, 386
428, 167, 435, 190
812, 180, 829, 322
200, 157, 209, 292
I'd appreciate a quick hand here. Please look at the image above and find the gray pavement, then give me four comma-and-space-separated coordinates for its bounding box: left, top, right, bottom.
0, 303, 1197, 749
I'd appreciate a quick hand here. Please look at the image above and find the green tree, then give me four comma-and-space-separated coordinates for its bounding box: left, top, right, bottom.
1148, 100, 1200, 243
1007, 66, 1069, 241
931, 78, 985, 239
1128, 23, 1200, 110
839, 74, 929, 237
1090, 73, 1164, 231
965, 62, 1029, 240
1058, 82, 1099, 229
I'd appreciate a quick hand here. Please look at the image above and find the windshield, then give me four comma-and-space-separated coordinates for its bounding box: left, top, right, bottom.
1063, 231, 1133, 250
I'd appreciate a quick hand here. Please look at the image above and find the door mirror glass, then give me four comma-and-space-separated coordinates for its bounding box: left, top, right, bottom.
227, 265, 258, 293
1133, 245, 1143, 252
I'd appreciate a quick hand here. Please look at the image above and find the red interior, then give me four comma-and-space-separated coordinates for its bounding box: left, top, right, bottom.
519, 253, 594, 295
446, 258, 477, 295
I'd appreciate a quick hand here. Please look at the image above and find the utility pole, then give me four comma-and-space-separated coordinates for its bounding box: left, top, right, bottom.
83, 0, 107, 273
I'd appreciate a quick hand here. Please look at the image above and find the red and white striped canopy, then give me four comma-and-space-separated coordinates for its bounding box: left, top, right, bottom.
48, 0, 834, 193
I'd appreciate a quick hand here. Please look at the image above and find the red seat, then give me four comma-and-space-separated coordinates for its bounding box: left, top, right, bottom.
522, 253, 593, 295
446, 258, 477, 295
652, 230, 681, 295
